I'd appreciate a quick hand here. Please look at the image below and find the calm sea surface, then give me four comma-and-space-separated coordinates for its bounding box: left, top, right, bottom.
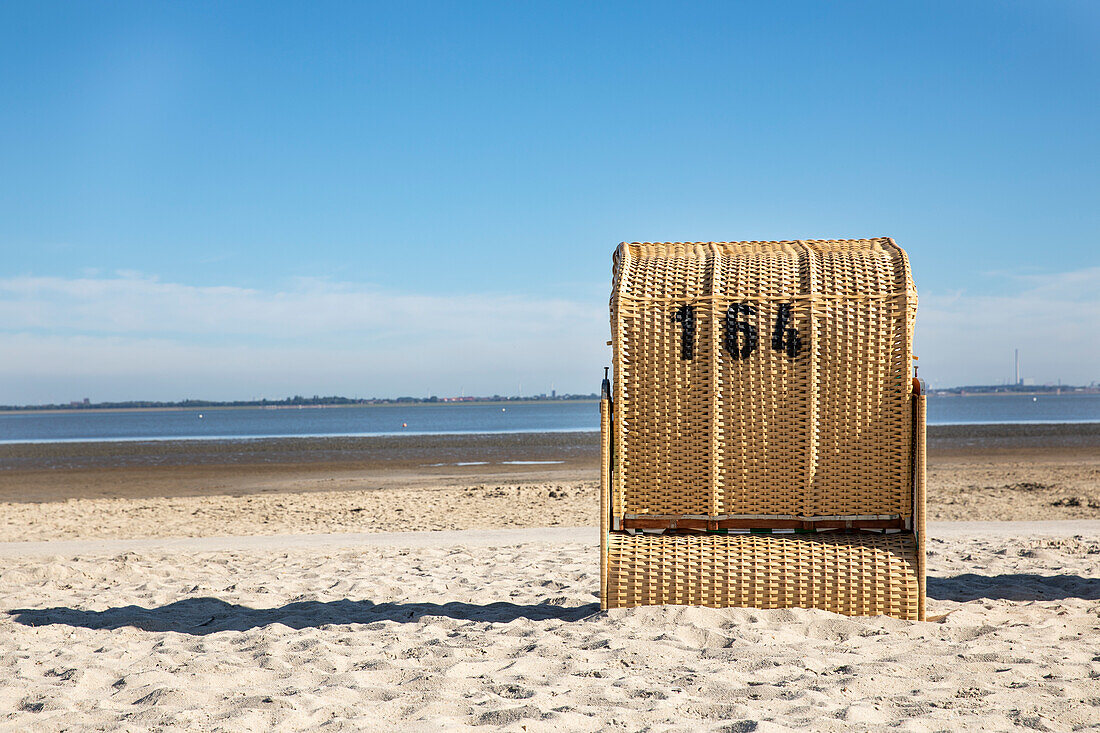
0, 394, 1098, 444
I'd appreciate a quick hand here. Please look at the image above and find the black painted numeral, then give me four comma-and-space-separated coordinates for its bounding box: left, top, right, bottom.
724, 303, 758, 360
673, 305, 695, 361
771, 303, 801, 359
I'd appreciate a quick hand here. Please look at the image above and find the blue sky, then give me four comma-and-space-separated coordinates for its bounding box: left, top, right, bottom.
1, 1, 1098, 402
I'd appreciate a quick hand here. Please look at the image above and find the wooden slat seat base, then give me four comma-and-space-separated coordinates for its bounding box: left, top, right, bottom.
605, 530, 921, 619
620, 516, 907, 531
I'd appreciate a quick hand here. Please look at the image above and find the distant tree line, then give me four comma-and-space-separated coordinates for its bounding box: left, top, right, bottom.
930, 383, 1098, 395
0, 393, 601, 411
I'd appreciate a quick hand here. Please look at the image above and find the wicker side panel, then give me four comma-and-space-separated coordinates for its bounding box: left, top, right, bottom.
810, 242, 914, 515
605, 532, 920, 619
613, 243, 715, 516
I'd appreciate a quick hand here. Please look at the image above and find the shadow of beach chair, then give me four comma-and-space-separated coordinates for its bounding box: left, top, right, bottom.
599, 239, 926, 620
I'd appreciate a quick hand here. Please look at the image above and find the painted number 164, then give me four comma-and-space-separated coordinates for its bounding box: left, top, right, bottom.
673, 303, 801, 361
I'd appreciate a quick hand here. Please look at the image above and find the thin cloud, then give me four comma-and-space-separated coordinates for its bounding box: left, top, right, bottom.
0, 274, 609, 402
915, 267, 1100, 387
0, 273, 600, 339
1, 268, 1097, 403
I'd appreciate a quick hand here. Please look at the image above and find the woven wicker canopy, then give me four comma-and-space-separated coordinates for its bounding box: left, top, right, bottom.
610, 238, 917, 521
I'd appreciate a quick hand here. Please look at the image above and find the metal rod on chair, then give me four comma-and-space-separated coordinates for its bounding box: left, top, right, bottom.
913, 377, 928, 621
599, 367, 612, 611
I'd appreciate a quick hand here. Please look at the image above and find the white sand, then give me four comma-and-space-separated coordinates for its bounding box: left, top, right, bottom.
2, 526, 1098, 731
0, 483, 600, 542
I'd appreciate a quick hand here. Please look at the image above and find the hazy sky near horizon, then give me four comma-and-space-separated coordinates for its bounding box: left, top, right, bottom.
1, 1, 1098, 403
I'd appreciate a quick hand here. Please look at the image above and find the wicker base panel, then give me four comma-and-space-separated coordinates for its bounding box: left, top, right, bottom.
604, 531, 922, 619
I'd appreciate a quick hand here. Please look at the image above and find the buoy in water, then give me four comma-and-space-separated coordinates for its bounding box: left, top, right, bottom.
502, 407, 506, 412
402, 422, 407, 427
198, 414, 203, 419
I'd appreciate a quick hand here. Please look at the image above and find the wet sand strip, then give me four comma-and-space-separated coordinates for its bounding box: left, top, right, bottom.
0, 424, 1098, 504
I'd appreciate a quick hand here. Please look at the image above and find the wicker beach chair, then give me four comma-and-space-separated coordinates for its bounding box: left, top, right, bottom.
599, 239, 926, 620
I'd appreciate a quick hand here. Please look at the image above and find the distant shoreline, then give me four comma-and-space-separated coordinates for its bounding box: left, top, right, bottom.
0, 398, 599, 416
0, 426, 602, 446
5, 389, 1098, 415
930, 390, 1100, 397
5, 391, 1099, 415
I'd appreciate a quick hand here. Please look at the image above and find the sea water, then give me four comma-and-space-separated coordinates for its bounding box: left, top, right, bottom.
0, 394, 1097, 444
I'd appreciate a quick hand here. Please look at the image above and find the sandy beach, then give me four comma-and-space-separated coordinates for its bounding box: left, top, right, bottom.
1, 525, 1098, 731
1, 425, 1098, 730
